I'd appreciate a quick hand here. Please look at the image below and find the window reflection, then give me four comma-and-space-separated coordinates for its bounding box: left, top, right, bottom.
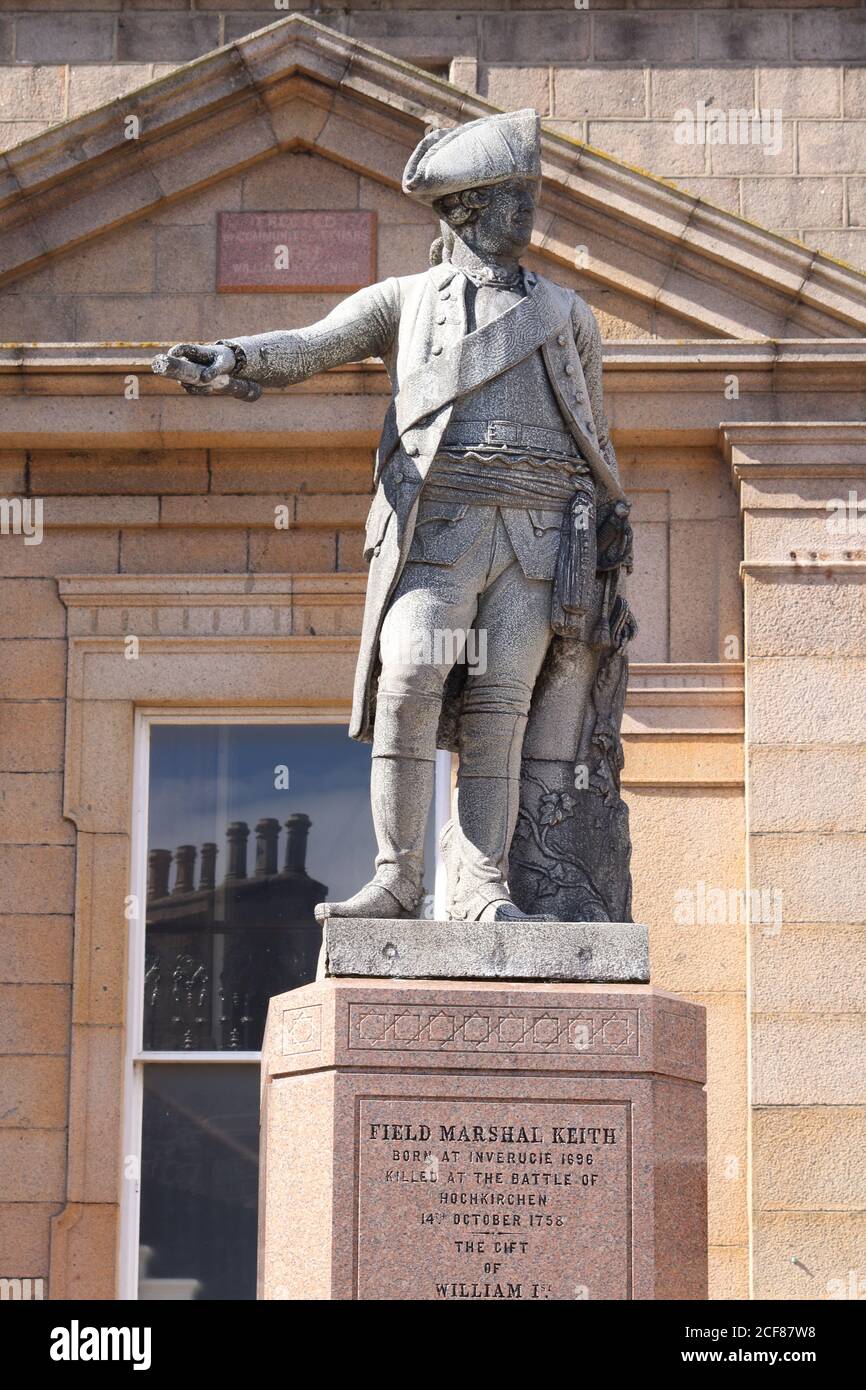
137, 721, 438, 1300
139, 1064, 259, 1301
144, 724, 378, 1051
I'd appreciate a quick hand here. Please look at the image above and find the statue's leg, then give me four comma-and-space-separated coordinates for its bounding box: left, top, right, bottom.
316, 524, 488, 922
367, 689, 438, 914
445, 513, 555, 922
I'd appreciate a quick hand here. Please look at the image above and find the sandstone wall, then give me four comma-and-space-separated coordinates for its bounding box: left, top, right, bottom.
3, 2, 866, 269
3, 0, 860, 1306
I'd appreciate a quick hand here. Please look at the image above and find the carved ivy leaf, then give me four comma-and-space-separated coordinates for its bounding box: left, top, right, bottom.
538, 790, 577, 826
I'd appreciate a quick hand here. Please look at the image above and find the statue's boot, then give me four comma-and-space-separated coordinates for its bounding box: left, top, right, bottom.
443, 709, 545, 921
313, 752, 429, 919
477, 898, 547, 923
441, 819, 545, 922
314, 879, 411, 924
315, 693, 435, 921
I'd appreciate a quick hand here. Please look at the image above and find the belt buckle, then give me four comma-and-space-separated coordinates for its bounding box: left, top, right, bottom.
486, 421, 517, 448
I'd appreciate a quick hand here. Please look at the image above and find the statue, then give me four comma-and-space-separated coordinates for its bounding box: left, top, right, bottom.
153, 109, 636, 927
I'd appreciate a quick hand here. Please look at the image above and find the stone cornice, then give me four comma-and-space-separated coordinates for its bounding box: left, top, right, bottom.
58, 573, 367, 640
723, 422, 866, 481
624, 663, 743, 738
58, 573, 363, 603
741, 561, 866, 578
627, 662, 742, 694
4, 340, 866, 374
1, 15, 865, 337
3, 344, 863, 449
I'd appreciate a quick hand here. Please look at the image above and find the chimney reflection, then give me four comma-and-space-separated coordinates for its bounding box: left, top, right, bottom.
283, 813, 311, 873
148, 848, 172, 899
225, 821, 249, 880
173, 845, 196, 895
145, 815, 327, 1052
199, 842, 217, 891
255, 818, 280, 877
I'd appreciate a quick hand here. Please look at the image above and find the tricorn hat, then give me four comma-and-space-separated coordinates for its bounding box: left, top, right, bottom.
402, 108, 541, 205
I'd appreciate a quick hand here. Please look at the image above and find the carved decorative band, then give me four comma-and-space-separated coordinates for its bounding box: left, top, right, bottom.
348, 1003, 639, 1056
282, 1004, 322, 1055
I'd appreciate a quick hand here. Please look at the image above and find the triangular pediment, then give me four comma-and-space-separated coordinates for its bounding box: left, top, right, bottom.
2, 14, 866, 341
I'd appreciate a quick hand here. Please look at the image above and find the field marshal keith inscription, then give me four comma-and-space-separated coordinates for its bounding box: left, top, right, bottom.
356, 1098, 630, 1300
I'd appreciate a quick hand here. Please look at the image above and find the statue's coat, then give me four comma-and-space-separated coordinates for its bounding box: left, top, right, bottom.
229, 262, 624, 749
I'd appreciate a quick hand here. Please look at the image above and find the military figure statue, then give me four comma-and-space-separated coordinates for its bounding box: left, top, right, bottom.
153, 109, 636, 926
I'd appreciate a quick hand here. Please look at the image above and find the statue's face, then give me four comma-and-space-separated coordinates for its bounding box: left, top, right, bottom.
470, 176, 540, 255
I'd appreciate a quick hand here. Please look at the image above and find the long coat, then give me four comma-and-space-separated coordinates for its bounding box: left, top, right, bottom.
229, 262, 625, 745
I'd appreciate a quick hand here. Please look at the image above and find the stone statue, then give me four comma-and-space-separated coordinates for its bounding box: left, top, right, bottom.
153, 108, 636, 927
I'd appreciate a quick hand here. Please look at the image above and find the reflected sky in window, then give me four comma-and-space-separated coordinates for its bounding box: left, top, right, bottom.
143, 723, 436, 1051
147, 723, 378, 903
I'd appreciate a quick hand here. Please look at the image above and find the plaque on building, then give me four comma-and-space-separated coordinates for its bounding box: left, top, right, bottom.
217, 211, 376, 293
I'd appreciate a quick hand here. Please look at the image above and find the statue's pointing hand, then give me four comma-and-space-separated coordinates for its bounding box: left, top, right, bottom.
151, 342, 261, 402
163, 341, 236, 388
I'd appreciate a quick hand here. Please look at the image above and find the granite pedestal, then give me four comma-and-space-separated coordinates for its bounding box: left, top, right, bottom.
258, 946, 708, 1300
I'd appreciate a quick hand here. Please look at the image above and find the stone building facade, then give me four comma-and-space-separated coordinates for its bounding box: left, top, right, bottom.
0, 6, 864, 1301
5, 1, 866, 269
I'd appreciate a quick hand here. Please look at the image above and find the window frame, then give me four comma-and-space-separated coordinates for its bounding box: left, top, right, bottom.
119, 708, 451, 1299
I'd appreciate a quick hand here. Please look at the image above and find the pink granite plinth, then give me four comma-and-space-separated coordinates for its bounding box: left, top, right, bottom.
259, 979, 707, 1301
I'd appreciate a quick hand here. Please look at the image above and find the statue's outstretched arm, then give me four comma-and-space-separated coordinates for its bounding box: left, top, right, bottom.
226, 278, 400, 387
154, 279, 400, 395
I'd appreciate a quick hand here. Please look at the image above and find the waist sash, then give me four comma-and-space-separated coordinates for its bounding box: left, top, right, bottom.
426, 450, 586, 509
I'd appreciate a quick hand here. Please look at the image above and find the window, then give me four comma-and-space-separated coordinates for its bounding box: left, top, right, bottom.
139, 1064, 259, 1301
122, 716, 442, 1299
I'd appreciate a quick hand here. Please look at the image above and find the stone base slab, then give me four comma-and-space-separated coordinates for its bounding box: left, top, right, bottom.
320, 918, 649, 983
259, 978, 707, 1300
